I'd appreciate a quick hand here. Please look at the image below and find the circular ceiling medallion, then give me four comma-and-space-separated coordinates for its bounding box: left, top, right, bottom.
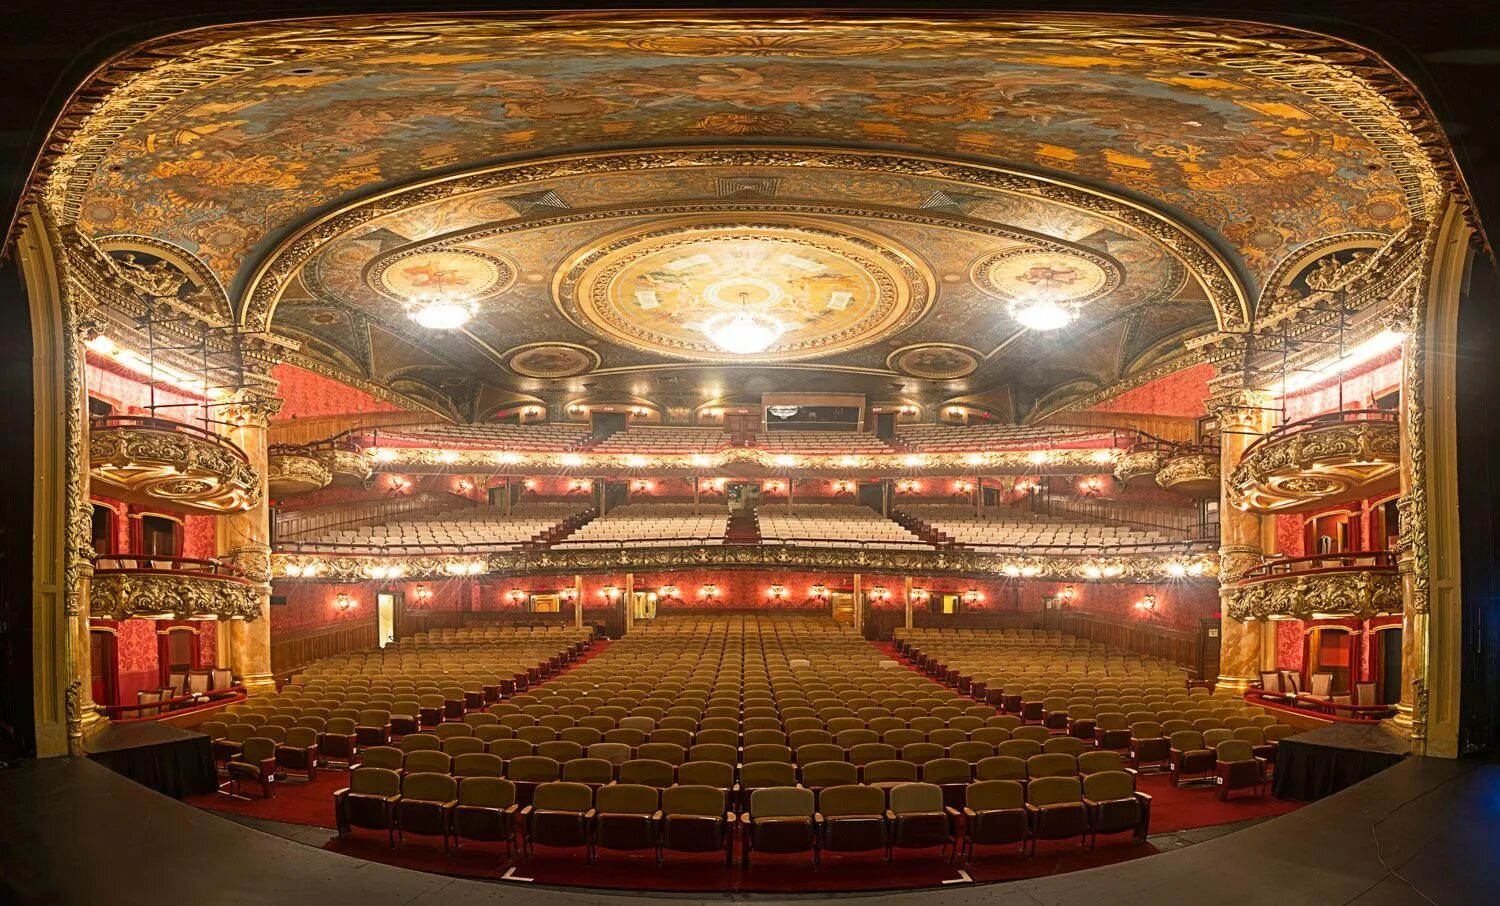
888, 344, 980, 380
368, 248, 515, 303
971, 248, 1119, 304
554, 217, 932, 363
505, 343, 599, 379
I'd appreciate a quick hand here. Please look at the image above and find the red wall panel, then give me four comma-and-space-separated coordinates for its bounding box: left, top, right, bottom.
1087, 363, 1212, 418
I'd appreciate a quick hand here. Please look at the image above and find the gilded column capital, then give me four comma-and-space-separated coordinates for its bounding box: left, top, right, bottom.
1206, 389, 1278, 431
221, 388, 283, 430
1218, 544, 1263, 583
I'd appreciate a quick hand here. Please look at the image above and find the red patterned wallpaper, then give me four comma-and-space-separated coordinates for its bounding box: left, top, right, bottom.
1086, 363, 1212, 417
1283, 348, 1401, 422
86, 357, 203, 414
182, 515, 217, 559
271, 363, 405, 420
271, 582, 381, 634
91, 618, 215, 705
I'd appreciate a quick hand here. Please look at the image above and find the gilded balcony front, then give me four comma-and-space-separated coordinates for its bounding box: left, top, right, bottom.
267, 444, 333, 496
90, 556, 262, 621
1156, 446, 1221, 497
89, 416, 260, 514
1221, 552, 1401, 621
1227, 411, 1400, 514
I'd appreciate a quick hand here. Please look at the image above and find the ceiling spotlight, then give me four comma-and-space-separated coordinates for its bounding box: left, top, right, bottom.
1009, 297, 1076, 331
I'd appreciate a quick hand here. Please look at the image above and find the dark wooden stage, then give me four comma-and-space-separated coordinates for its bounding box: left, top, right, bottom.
0, 754, 1494, 905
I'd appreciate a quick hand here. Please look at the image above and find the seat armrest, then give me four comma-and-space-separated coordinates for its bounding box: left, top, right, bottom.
944, 807, 960, 819
1134, 791, 1153, 804
584, 809, 597, 819
1024, 803, 1040, 816
883, 810, 897, 820
962, 807, 978, 819
519, 805, 534, 820
651, 810, 664, 821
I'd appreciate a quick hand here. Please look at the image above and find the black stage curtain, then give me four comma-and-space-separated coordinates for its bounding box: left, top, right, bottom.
1273, 725, 1409, 801
86, 726, 217, 799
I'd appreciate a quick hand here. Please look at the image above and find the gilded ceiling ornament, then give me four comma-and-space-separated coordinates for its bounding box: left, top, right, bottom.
504, 343, 599, 379
887, 344, 981, 380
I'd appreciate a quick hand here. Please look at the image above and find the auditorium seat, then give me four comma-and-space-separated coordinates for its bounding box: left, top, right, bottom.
962, 780, 1028, 860
1082, 771, 1151, 849
886, 782, 957, 862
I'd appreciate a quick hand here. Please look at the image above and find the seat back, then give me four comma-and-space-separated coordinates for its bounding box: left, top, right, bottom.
819, 784, 885, 817
965, 779, 1023, 811
889, 782, 944, 814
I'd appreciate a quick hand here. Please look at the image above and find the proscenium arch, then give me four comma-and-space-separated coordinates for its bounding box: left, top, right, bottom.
238, 146, 1255, 340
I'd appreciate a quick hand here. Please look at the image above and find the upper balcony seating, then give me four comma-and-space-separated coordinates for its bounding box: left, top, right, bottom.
550, 504, 727, 549
592, 427, 730, 454
292, 503, 587, 553
896, 423, 1111, 452
758, 504, 932, 550
378, 424, 591, 451
897, 504, 1187, 553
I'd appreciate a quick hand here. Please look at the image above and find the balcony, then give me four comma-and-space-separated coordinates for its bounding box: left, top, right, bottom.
268, 444, 333, 497
1222, 552, 1401, 621
312, 440, 372, 486
1156, 444, 1221, 497
1113, 440, 1173, 488
1228, 410, 1400, 514
90, 556, 262, 621
89, 416, 260, 514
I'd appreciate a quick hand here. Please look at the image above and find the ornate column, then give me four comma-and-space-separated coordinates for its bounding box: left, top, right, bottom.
1210, 388, 1277, 693
573, 574, 583, 630
67, 316, 106, 751
904, 575, 914, 631
219, 388, 281, 696
852, 573, 863, 636
623, 572, 635, 635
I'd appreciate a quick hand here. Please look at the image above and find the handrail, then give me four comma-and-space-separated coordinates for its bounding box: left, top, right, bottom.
274, 535, 1213, 557
1238, 551, 1396, 581
101, 686, 245, 721
93, 555, 249, 581
275, 492, 468, 539
1244, 688, 1397, 722
1241, 408, 1398, 458
90, 415, 248, 462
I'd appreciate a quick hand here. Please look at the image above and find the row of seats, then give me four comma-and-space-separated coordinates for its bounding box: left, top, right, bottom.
335, 773, 1148, 864
295, 503, 585, 552
758, 504, 931, 549
551, 504, 727, 548
895, 423, 1113, 451
591, 427, 729, 453
898, 504, 1188, 552
375, 423, 591, 451
756, 431, 893, 452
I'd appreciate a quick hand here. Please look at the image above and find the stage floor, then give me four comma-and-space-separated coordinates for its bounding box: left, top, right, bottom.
0, 754, 1493, 905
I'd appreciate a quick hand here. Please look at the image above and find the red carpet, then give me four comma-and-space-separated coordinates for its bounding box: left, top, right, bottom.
186, 635, 1299, 891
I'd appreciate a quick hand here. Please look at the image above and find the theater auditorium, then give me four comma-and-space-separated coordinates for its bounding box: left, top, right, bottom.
0, 4, 1497, 905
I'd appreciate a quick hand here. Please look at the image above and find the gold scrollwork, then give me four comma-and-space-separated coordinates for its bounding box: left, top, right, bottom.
90, 570, 262, 621
267, 448, 333, 496
1228, 419, 1401, 513
1222, 568, 1402, 621
1155, 451, 1220, 496
90, 422, 261, 514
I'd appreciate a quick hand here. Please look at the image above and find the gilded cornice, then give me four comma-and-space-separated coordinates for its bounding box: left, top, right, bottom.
272, 543, 1218, 584
1222, 567, 1402, 621
90, 570, 262, 621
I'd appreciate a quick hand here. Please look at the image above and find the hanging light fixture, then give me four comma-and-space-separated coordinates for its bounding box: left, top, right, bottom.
1008, 296, 1076, 331
402, 271, 478, 330
703, 291, 783, 355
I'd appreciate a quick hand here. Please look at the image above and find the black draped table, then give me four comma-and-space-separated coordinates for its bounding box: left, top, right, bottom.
84, 721, 217, 799
1273, 721, 1409, 801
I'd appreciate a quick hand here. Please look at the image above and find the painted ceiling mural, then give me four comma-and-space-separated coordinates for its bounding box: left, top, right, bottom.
39, 13, 1452, 420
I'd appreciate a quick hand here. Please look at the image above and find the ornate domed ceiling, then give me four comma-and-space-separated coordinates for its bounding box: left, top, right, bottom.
37, 13, 1454, 421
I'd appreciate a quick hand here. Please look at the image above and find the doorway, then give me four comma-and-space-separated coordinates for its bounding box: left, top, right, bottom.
1373, 626, 1404, 705
89, 629, 117, 707
1305, 626, 1355, 694
376, 593, 397, 648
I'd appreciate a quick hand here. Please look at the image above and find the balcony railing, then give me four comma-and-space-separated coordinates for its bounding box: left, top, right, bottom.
1229, 410, 1400, 514
89, 416, 260, 514
90, 555, 263, 622
1223, 552, 1401, 621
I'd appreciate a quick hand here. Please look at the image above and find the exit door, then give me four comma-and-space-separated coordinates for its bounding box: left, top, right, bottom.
377, 593, 397, 647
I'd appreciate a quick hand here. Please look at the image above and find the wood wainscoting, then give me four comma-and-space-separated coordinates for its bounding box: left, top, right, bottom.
864, 610, 1039, 641
1056, 609, 1204, 679
271, 621, 377, 678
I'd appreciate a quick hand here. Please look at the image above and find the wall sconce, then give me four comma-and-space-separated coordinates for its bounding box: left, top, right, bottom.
767, 584, 788, 601
809, 584, 829, 601
599, 585, 620, 602
412, 584, 433, 605
910, 587, 930, 604
523, 478, 538, 491
659, 585, 680, 600
897, 479, 921, 494
1135, 592, 1158, 614
868, 585, 891, 602
1014, 478, 1040, 494
632, 407, 648, 417
1078, 476, 1104, 496
569, 478, 593, 492
961, 588, 984, 605
831, 479, 855, 494
506, 589, 528, 605
699, 583, 720, 600
763, 479, 785, 493
631, 479, 654, 492
704, 477, 727, 492
953, 480, 973, 494
334, 593, 356, 613
559, 587, 577, 602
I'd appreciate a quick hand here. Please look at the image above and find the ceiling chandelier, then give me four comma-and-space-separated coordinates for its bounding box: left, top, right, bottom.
1008, 295, 1077, 331
702, 290, 783, 355
402, 275, 478, 330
